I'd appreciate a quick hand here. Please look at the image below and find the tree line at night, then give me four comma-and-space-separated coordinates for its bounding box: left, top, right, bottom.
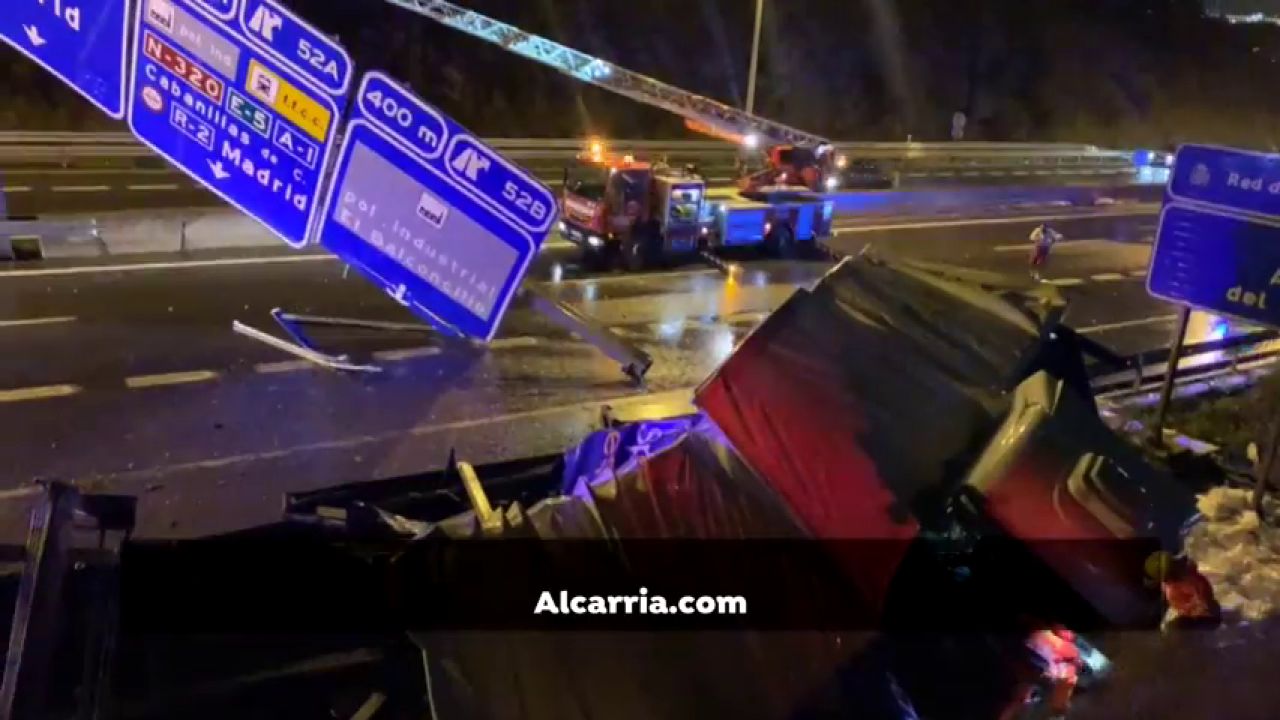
3, 0, 1278, 149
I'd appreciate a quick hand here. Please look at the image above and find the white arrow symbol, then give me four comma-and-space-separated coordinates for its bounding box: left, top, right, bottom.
23, 25, 45, 48
207, 160, 231, 181
386, 284, 409, 306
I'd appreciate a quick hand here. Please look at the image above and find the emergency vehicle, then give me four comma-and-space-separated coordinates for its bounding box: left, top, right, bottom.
389, 0, 867, 268
558, 141, 834, 268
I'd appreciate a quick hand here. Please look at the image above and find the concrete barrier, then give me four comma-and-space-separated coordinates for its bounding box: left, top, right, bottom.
0, 216, 100, 260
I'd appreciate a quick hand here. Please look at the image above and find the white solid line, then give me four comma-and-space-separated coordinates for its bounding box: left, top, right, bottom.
1079, 314, 1179, 335
51, 185, 111, 193
372, 346, 443, 362
254, 359, 314, 374
126, 184, 181, 191
1046, 277, 1085, 287
0, 315, 77, 329
832, 207, 1157, 236
1, 186, 32, 193
125, 370, 220, 389
0, 254, 333, 278
0, 384, 81, 403
1091, 272, 1127, 282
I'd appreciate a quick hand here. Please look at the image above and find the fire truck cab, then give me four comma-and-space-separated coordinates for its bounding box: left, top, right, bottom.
558, 146, 708, 270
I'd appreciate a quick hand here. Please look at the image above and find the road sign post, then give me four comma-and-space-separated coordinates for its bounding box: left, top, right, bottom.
0, 0, 131, 119
125, 0, 352, 248
313, 71, 650, 380
1147, 143, 1280, 446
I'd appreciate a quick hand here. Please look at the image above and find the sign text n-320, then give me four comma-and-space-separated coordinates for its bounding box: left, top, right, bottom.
316, 71, 557, 341
126, 0, 352, 248
0, 0, 130, 118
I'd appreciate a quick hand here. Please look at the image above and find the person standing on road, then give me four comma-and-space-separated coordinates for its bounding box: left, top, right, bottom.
1028, 223, 1063, 281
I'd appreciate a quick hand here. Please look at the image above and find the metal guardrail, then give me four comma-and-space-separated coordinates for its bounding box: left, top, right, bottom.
0, 133, 1136, 169
0, 218, 100, 260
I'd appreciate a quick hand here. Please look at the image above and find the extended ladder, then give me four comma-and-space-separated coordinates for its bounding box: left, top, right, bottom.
383, 0, 830, 150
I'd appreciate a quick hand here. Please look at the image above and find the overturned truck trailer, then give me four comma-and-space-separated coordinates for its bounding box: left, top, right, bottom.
404, 256, 1198, 719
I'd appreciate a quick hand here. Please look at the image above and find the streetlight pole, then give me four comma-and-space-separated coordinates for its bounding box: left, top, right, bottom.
745, 0, 765, 114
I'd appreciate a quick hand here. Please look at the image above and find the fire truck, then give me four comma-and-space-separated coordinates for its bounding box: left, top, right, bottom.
558, 142, 834, 269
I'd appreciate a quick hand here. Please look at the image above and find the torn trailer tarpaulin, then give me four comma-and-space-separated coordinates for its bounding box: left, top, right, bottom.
408, 421, 930, 720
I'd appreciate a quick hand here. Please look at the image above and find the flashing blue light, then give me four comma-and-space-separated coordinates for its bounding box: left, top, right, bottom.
1209, 318, 1231, 341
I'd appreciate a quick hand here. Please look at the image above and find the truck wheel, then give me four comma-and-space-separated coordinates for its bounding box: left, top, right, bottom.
764, 222, 796, 258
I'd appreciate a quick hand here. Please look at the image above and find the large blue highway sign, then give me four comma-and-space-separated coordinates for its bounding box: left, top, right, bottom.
0, 0, 130, 119
316, 71, 557, 341
1149, 204, 1280, 327
126, 0, 352, 248
1169, 144, 1280, 219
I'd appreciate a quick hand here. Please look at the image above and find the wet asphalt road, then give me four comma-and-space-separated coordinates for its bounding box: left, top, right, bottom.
0, 204, 1238, 538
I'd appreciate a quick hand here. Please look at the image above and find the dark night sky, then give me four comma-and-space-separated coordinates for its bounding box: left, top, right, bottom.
1215, 0, 1280, 13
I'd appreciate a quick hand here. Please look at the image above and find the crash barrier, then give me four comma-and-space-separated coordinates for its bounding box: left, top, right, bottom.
0, 132, 1137, 173
1091, 329, 1280, 399
824, 182, 1163, 215
0, 217, 100, 260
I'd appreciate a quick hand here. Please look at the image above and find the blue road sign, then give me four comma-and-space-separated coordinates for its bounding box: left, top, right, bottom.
1168, 144, 1280, 219
1149, 204, 1280, 327
126, 0, 352, 248
315, 71, 557, 342
1149, 144, 1280, 329
0, 0, 130, 119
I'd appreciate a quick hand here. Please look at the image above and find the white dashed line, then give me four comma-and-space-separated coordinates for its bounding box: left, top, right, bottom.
994, 243, 1035, 252
1045, 277, 1086, 287
127, 183, 181, 191
1090, 273, 1127, 282
0, 315, 77, 329
0, 384, 81, 403
372, 346, 443, 362
1, 186, 32, 193
485, 337, 542, 350
254, 359, 315, 374
0, 254, 332, 278
51, 185, 110, 193
1129, 269, 1148, 277
125, 370, 220, 389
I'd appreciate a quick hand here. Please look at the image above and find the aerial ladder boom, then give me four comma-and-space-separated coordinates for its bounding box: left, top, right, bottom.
382, 0, 830, 151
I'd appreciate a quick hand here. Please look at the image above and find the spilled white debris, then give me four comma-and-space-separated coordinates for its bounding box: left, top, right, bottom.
1183, 487, 1280, 622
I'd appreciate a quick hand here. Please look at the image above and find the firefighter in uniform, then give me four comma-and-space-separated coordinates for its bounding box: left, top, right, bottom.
1145, 551, 1222, 631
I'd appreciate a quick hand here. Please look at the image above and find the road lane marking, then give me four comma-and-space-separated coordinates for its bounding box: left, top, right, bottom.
0, 315, 77, 329
0, 254, 333, 278
1, 186, 32, 193
1079, 315, 1180, 335
1091, 272, 1127, 282
255, 359, 315, 374
0, 384, 81, 403
51, 185, 111, 193
125, 370, 220, 389
994, 243, 1035, 252
1129, 269, 1147, 277
1045, 277, 1085, 287
485, 337, 541, 350
127, 184, 181, 191
100, 388, 699, 482
832, 206, 1158, 235
372, 346, 443, 362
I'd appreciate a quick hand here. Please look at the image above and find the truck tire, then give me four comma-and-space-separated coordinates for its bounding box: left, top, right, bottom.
764, 222, 796, 258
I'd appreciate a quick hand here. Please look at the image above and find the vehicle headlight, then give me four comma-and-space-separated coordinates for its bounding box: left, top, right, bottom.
825, 176, 840, 191
558, 221, 567, 232
588, 235, 604, 248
